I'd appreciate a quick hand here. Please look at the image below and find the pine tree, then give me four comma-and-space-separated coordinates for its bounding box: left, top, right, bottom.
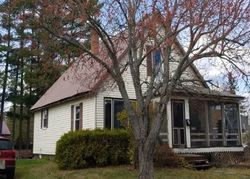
4, 0, 95, 148
0, 0, 14, 135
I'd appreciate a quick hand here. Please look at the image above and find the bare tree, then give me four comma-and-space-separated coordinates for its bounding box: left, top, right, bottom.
22, 0, 250, 178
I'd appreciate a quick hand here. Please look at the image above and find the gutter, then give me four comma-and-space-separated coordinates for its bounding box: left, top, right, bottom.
30, 91, 95, 112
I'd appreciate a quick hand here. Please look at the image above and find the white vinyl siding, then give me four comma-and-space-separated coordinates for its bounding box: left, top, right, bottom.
33, 103, 71, 155
33, 97, 95, 155
82, 97, 96, 129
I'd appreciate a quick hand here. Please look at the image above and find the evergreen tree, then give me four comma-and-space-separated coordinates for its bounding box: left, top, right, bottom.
0, 0, 15, 135
1, 0, 96, 148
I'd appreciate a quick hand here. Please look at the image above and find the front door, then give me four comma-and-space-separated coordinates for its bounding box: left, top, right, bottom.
172, 100, 186, 148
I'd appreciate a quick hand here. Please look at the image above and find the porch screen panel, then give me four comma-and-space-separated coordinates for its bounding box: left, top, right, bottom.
225, 104, 240, 146
189, 100, 206, 147
209, 103, 223, 147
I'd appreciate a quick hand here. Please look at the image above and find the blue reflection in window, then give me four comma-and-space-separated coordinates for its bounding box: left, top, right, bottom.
154, 50, 161, 67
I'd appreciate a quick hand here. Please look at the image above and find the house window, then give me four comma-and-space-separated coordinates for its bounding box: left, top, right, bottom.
75, 105, 80, 131
153, 49, 161, 69
41, 108, 48, 129
105, 100, 112, 129
104, 99, 124, 129
146, 46, 162, 76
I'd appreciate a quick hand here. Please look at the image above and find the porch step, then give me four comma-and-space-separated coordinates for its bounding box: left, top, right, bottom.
194, 164, 212, 170
179, 154, 212, 170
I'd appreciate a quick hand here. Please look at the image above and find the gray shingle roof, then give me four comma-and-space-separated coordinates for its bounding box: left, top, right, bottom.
31, 57, 106, 111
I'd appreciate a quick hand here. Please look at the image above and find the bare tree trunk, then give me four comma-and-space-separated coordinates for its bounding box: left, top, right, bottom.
137, 96, 169, 179
138, 142, 154, 179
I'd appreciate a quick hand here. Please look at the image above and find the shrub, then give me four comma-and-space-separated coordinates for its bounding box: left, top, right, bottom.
117, 107, 138, 168
243, 130, 250, 145
154, 144, 191, 168
55, 129, 130, 169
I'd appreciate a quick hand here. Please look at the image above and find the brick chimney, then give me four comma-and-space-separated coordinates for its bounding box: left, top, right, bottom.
91, 28, 99, 54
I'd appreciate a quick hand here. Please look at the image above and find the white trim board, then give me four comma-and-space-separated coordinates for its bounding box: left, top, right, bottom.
173, 147, 244, 153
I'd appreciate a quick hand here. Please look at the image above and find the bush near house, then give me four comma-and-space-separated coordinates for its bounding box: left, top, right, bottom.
117, 107, 188, 168
154, 144, 191, 168
55, 129, 130, 169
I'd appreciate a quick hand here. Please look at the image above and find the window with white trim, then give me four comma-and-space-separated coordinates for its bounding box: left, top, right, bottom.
75, 105, 80, 131
104, 99, 124, 129
41, 108, 48, 129
146, 47, 162, 78
153, 49, 161, 70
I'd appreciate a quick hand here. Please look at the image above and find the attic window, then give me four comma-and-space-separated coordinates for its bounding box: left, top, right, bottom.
153, 49, 161, 68
146, 46, 162, 76
41, 108, 48, 129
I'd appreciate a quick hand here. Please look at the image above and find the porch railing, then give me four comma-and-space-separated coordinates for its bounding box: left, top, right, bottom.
191, 132, 240, 147
190, 133, 206, 147
226, 133, 240, 146
209, 133, 223, 146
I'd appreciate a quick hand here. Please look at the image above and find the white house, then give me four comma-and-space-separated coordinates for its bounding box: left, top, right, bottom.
31, 33, 244, 156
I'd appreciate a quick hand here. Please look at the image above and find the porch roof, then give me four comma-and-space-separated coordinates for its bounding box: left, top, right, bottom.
173, 147, 244, 154
174, 87, 244, 101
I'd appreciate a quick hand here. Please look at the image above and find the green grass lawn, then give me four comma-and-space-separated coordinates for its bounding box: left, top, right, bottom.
14, 159, 250, 179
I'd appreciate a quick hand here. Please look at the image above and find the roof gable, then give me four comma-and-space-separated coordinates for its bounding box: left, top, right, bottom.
31, 57, 106, 111
31, 39, 209, 111
173, 40, 209, 89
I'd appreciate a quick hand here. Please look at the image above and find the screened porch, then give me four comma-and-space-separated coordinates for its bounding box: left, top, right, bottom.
189, 99, 241, 148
